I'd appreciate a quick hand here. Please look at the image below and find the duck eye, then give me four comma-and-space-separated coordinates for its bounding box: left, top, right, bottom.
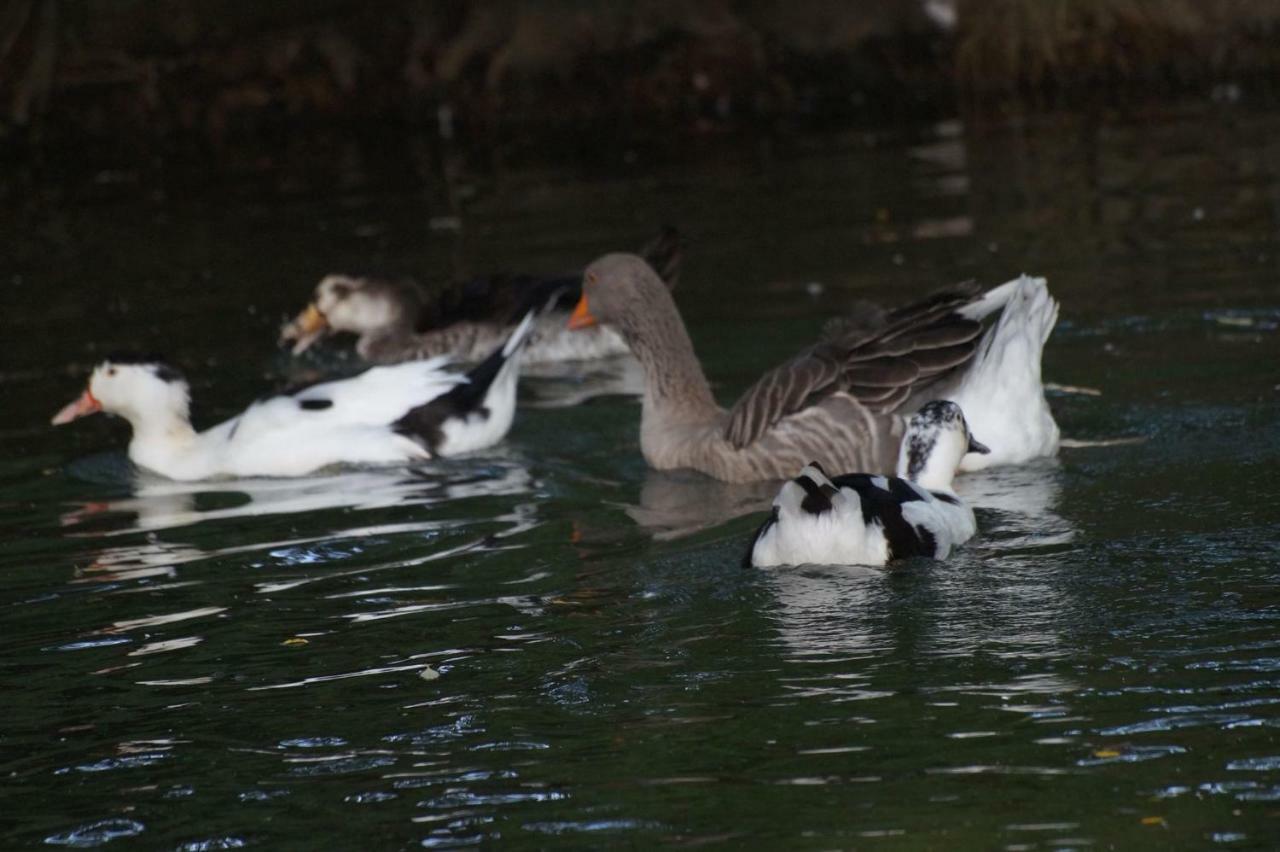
107, 368, 117, 377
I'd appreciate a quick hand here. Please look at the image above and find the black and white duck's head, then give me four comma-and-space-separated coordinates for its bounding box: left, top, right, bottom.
895, 400, 989, 491
568, 253, 671, 338
280, 274, 423, 354
52, 355, 191, 430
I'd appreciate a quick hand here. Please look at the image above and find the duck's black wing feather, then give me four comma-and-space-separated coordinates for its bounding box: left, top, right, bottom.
828, 473, 938, 560
393, 313, 533, 451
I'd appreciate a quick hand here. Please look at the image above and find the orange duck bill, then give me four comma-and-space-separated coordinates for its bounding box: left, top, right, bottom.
567, 295, 597, 330
52, 388, 103, 425
279, 303, 330, 354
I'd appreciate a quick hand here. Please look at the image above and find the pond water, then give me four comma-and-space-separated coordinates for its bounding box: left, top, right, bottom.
3, 100, 1280, 849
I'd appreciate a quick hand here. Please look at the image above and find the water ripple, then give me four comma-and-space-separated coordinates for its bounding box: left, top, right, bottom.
44, 818, 145, 847
1226, 756, 1280, 771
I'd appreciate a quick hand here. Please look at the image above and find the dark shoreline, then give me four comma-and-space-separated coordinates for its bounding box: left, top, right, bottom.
4, 0, 1279, 175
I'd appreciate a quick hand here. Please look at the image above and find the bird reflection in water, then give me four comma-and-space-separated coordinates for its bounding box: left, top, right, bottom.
624, 456, 1073, 545
59, 460, 539, 587
757, 457, 1076, 674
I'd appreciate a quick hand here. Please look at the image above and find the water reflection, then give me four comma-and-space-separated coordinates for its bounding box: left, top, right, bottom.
61, 462, 534, 537
10, 100, 1280, 849
57, 460, 541, 605
760, 564, 895, 665
625, 469, 778, 540
521, 357, 646, 407
627, 454, 1073, 547
758, 458, 1076, 673
954, 458, 1072, 547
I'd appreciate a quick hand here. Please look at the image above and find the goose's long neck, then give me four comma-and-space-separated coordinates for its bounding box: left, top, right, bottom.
621, 290, 718, 426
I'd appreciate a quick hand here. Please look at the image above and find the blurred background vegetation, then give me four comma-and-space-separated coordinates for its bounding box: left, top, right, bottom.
4, 0, 1279, 168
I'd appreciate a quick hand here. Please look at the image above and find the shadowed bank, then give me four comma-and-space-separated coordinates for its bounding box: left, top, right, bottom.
4, 0, 1280, 168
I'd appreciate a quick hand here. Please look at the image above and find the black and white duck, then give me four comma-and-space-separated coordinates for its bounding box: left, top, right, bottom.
52, 313, 538, 481
747, 400, 986, 568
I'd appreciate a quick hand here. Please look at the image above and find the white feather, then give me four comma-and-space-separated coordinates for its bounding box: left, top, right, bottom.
948, 275, 1061, 471
750, 403, 981, 569
226, 359, 462, 447
436, 308, 536, 456
60, 351, 523, 480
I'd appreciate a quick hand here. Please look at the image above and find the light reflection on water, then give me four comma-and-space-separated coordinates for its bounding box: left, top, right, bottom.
3, 101, 1280, 848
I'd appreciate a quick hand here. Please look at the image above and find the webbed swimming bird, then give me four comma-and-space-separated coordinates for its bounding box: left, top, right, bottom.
280, 226, 684, 365
747, 400, 986, 568
52, 313, 538, 481
568, 253, 1059, 482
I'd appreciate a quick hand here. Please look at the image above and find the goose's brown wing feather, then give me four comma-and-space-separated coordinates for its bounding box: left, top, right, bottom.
723, 285, 988, 449
723, 344, 845, 449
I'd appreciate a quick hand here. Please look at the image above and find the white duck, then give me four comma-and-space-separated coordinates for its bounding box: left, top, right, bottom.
747, 400, 986, 568
51, 313, 537, 481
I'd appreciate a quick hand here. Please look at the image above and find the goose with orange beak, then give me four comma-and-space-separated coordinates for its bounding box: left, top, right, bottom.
564, 253, 1059, 483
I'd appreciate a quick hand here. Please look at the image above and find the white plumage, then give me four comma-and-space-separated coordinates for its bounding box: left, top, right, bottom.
51, 312, 537, 481
947, 274, 1060, 471
748, 400, 983, 568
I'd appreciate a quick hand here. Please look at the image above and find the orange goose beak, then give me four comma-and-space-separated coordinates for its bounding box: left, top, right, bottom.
567, 295, 597, 330
52, 388, 102, 426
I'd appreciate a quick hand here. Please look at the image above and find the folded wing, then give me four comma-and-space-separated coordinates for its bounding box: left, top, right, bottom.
724, 283, 987, 449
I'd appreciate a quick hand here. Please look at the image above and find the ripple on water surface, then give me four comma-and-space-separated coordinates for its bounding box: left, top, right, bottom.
5, 104, 1280, 847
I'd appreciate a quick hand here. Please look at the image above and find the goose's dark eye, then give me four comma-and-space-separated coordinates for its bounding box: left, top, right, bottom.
107, 368, 117, 377
330, 283, 351, 300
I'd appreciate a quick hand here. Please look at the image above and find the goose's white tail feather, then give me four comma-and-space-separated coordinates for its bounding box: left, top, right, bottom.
956, 277, 1022, 322
948, 275, 1060, 471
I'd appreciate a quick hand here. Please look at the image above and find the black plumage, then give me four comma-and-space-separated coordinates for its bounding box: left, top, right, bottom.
393, 328, 509, 451
741, 506, 779, 568
793, 473, 838, 515
826, 473, 939, 560
104, 353, 186, 385
353, 225, 685, 334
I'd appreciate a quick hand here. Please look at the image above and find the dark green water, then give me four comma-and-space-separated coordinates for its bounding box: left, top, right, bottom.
4, 101, 1280, 849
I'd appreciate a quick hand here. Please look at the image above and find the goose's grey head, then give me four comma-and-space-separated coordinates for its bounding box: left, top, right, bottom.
896, 400, 989, 490
568, 253, 669, 337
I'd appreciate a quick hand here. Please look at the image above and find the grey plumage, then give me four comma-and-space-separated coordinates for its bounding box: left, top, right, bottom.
575, 255, 1058, 484
724, 285, 989, 449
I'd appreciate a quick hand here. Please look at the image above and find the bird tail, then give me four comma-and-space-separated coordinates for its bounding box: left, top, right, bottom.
501, 308, 538, 359
747, 461, 842, 568
460, 307, 536, 403
777, 461, 839, 517
948, 275, 1060, 470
